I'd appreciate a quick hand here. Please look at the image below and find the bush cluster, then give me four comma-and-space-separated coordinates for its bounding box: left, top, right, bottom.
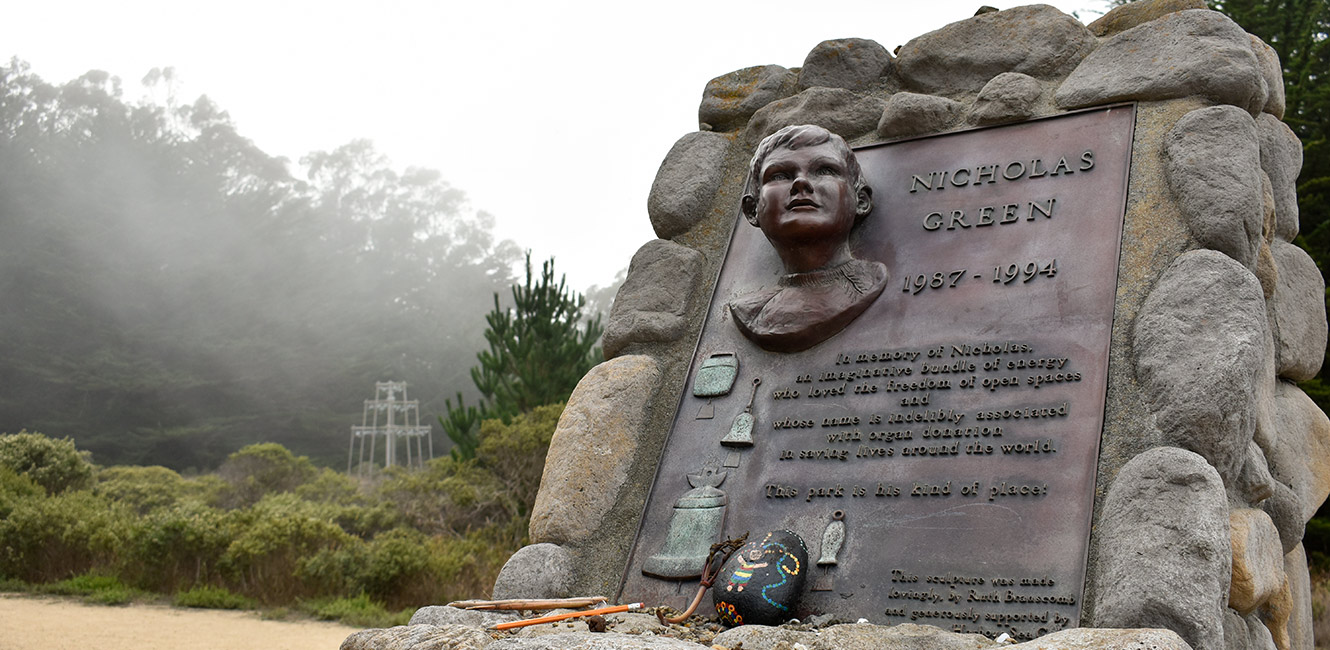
0, 411, 560, 623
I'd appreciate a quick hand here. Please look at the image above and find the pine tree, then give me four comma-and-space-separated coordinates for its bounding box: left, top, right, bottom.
441, 253, 603, 459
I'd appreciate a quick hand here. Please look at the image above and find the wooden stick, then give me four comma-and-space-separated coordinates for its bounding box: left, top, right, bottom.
492, 603, 644, 631
446, 596, 608, 611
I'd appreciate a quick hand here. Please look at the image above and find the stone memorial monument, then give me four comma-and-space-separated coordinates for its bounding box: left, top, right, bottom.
344, 2, 1330, 649
617, 100, 1134, 639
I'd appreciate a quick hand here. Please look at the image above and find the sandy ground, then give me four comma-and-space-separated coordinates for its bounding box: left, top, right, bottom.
0, 593, 360, 650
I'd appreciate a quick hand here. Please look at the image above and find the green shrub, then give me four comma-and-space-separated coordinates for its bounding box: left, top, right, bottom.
370, 526, 517, 609
378, 457, 516, 536
301, 593, 412, 628
293, 469, 399, 537
182, 473, 228, 503
475, 403, 562, 514
356, 528, 431, 604
0, 466, 42, 520
0, 576, 28, 591
214, 443, 317, 509
421, 525, 523, 605
41, 572, 136, 605
259, 607, 291, 620
87, 586, 135, 605
295, 538, 368, 600
295, 468, 362, 505
0, 426, 549, 613
0, 431, 94, 495
121, 500, 237, 593
0, 491, 132, 582
222, 493, 355, 602
173, 584, 256, 609
95, 465, 187, 513
329, 501, 401, 538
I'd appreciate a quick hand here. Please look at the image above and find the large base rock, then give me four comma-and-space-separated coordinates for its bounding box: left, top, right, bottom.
1094, 447, 1230, 650
1163, 106, 1262, 268
529, 356, 662, 546
1134, 251, 1269, 485
1057, 10, 1265, 113
491, 543, 575, 600
896, 5, 1095, 96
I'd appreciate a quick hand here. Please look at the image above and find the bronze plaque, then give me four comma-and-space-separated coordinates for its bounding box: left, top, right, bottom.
620, 106, 1134, 640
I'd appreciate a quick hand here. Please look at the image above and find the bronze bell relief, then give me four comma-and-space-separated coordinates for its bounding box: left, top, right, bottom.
641, 466, 728, 579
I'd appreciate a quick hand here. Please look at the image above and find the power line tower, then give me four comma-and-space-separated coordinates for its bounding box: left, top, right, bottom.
348, 381, 433, 476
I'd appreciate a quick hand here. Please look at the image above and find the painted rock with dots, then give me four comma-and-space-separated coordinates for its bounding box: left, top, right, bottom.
712, 529, 808, 626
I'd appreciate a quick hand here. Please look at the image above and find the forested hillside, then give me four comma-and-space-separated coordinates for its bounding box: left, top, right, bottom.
0, 61, 521, 470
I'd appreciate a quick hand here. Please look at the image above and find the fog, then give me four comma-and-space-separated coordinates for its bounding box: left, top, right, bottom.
0, 67, 525, 468
0, 2, 1109, 469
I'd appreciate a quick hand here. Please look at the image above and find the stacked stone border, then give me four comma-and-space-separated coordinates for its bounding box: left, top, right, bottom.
349, 3, 1330, 650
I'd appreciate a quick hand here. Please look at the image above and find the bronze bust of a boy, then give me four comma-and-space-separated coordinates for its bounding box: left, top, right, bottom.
729, 124, 888, 353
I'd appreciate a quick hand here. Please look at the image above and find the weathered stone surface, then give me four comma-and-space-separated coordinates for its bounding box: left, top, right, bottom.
1088, 0, 1207, 37
487, 633, 706, 650
876, 92, 962, 139
1257, 114, 1303, 243
1268, 241, 1328, 381
340, 624, 494, 650
600, 612, 669, 636
713, 529, 809, 626
507, 613, 589, 640
744, 87, 886, 144
647, 133, 731, 240
1163, 106, 1263, 267
799, 38, 894, 91
409, 605, 519, 629
699, 65, 798, 133
1226, 610, 1251, 650
1238, 441, 1276, 504
1229, 508, 1287, 614
1250, 35, 1285, 118
1260, 479, 1306, 555
1256, 243, 1278, 300
1255, 172, 1278, 298
971, 72, 1042, 125
1264, 381, 1330, 522
1057, 10, 1265, 114
1262, 171, 1277, 242
1094, 447, 1229, 650
491, 543, 574, 600
529, 355, 661, 545
342, 630, 383, 650
1284, 545, 1313, 650
602, 240, 706, 358
1247, 612, 1278, 650
713, 622, 997, 650
1134, 251, 1269, 484
1006, 628, 1194, 650
1264, 576, 1294, 650
896, 5, 1095, 96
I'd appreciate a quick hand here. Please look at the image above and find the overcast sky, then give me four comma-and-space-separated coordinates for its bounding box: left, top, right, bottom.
2, 0, 1107, 292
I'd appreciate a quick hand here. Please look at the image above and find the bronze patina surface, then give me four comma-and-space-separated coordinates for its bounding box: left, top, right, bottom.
619, 106, 1135, 639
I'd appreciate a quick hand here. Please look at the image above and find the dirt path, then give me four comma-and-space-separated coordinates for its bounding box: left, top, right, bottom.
0, 593, 360, 650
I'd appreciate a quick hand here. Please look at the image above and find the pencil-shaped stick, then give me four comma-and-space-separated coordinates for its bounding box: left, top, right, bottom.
492, 602, 644, 631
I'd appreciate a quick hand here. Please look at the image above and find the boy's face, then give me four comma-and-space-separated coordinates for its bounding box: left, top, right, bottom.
750, 141, 858, 252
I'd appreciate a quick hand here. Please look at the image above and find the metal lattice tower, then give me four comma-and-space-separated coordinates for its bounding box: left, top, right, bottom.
348, 381, 433, 476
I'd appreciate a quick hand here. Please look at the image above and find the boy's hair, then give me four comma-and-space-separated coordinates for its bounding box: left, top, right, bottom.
741, 124, 871, 221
